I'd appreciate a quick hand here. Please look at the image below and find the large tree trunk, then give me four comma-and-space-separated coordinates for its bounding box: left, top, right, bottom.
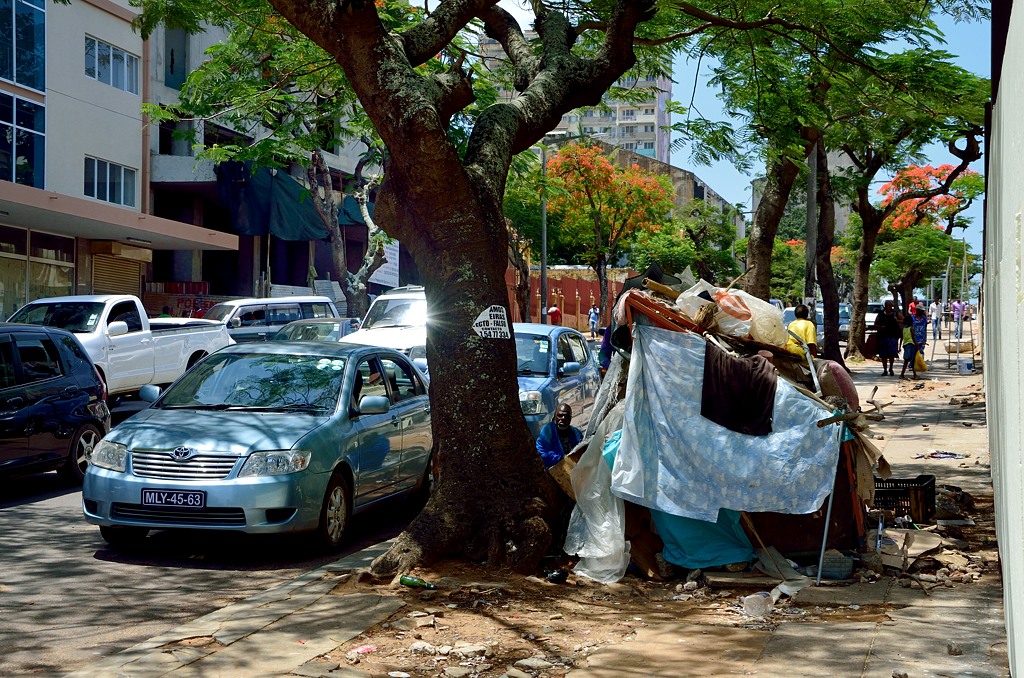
813, 144, 847, 369
745, 155, 802, 300
848, 207, 882, 360
268, 0, 653, 576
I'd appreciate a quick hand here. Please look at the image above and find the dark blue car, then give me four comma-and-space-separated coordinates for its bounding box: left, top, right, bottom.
515, 323, 601, 439
0, 323, 110, 483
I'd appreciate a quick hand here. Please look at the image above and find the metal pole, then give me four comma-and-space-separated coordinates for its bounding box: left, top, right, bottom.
540, 145, 548, 324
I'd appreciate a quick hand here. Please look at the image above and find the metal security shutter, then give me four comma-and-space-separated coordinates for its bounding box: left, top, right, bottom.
93, 255, 142, 296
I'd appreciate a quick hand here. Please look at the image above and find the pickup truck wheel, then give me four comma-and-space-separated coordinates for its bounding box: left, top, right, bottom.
59, 423, 102, 484
99, 526, 149, 547
315, 473, 351, 551
187, 351, 208, 369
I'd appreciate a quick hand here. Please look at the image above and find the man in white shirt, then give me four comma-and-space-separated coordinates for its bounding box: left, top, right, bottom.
928, 298, 943, 341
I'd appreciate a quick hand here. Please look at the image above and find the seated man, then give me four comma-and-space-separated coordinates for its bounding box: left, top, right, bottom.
536, 404, 583, 469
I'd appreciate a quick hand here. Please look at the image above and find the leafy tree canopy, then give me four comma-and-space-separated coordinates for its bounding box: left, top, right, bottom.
879, 164, 985, 232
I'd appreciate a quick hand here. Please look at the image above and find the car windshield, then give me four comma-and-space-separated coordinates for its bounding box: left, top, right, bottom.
8, 301, 105, 332
362, 299, 427, 329
516, 334, 552, 376
274, 322, 343, 342
203, 304, 235, 322
783, 310, 824, 326
157, 351, 345, 411
866, 304, 884, 315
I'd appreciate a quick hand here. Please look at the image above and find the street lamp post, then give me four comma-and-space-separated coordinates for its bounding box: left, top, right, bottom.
540, 144, 548, 324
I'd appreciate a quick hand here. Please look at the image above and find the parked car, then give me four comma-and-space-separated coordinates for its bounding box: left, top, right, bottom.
839, 303, 852, 341
204, 296, 340, 343
272, 317, 361, 342
782, 307, 824, 347
341, 286, 427, 356
515, 323, 601, 438
0, 323, 110, 483
82, 342, 431, 549
8, 295, 233, 397
864, 302, 885, 328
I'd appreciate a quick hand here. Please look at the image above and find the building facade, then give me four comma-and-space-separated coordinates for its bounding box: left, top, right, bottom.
0, 0, 236, 317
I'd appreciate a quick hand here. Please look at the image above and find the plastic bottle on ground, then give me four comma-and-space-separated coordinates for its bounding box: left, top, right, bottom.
742, 591, 774, 617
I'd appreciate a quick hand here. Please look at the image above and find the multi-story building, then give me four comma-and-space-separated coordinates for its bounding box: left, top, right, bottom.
0, 1, 408, 317
478, 36, 672, 163
0, 0, 236, 317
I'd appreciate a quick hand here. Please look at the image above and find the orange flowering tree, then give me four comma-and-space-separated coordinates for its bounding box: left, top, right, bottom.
880, 165, 984, 233
547, 142, 674, 314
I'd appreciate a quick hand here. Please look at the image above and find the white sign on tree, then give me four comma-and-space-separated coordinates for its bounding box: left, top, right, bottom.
369, 240, 401, 288
473, 305, 510, 339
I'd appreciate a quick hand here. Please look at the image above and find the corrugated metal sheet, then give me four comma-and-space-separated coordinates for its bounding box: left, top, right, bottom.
93, 255, 141, 296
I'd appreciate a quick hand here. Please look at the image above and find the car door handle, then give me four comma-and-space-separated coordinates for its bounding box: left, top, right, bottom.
63, 386, 80, 396
422, 405, 430, 413
391, 415, 400, 427
3, 397, 24, 409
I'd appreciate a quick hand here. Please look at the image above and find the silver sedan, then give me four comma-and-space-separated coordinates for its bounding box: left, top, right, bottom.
82, 342, 432, 550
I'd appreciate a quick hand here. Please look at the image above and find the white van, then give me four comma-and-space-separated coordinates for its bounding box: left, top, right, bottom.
204, 296, 340, 342
342, 286, 427, 361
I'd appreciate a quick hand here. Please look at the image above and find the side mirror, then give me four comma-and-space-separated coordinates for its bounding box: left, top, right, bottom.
229, 317, 242, 328
107, 321, 128, 337
358, 395, 391, 415
413, 358, 429, 375
139, 384, 162, 402
558, 361, 581, 377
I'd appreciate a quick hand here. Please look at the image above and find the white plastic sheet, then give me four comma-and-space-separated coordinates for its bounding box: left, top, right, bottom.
564, 401, 630, 583
615, 326, 841, 522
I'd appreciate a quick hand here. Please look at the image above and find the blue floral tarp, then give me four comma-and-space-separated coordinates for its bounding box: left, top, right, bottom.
613, 326, 841, 523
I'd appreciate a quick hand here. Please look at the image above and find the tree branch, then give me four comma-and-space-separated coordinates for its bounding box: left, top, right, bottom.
401, 0, 500, 67
479, 5, 538, 92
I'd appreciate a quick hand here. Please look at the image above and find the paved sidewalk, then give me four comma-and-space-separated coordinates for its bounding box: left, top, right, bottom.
71, 330, 1007, 677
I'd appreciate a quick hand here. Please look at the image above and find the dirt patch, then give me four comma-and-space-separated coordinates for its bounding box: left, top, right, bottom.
310, 493, 999, 677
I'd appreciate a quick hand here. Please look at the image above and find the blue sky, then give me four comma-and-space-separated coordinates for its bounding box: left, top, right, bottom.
669, 14, 991, 256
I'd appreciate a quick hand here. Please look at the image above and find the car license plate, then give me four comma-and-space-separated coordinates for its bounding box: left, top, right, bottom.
141, 489, 206, 508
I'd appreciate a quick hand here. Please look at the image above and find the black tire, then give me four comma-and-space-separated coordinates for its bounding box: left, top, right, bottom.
315, 473, 351, 551
413, 454, 436, 505
186, 352, 208, 370
99, 525, 149, 547
59, 423, 102, 484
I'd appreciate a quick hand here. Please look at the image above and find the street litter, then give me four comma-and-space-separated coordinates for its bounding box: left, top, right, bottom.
914, 450, 970, 459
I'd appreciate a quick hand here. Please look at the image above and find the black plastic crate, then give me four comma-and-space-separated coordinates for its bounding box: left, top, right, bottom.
873, 475, 936, 524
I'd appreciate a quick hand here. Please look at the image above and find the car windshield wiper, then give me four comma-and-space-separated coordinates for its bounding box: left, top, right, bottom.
159, 403, 330, 412
518, 368, 549, 376
228, 403, 332, 413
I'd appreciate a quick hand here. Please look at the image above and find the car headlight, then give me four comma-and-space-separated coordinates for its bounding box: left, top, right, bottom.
90, 439, 127, 472
238, 450, 312, 477
519, 390, 546, 416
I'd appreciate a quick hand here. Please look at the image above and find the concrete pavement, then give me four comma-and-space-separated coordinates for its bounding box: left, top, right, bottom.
69, 327, 1007, 677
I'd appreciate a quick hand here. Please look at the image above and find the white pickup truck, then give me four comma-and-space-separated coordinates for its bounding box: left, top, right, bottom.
8, 295, 234, 396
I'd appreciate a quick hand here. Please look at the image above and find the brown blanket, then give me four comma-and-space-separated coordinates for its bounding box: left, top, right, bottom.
700, 341, 777, 436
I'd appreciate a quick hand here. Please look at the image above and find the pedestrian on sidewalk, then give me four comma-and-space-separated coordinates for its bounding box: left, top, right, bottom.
547, 300, 562, 326
929, 297, 943, 341
952, 297, 965, 338
899, 314, 919, 380
588, 303, 600, 339
874, 300, 901, 376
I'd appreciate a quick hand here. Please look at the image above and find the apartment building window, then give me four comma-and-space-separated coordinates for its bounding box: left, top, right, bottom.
621, 126, 637, 137
643, 142, 655, 150
84, 37, 139, 94
621, 109, 636, 119
643, 108, 655, 116
0, 92, 44, 188
84, 157, 136, 207
644, 125, 656, 133
0, 0, 46, 91
622, 143, 635, 150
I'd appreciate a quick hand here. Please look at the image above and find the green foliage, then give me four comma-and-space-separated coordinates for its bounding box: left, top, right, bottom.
628, 225, 698, 275
769, 238, 806, 304
873, 225, 956, 295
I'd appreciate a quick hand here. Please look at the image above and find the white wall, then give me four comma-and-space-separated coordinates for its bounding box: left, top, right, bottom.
45, 0, 143, 204
985, 6, 1024, 675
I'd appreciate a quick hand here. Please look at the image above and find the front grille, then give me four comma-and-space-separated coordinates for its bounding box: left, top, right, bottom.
111, 503, 246, 526
131, 450, 240, 480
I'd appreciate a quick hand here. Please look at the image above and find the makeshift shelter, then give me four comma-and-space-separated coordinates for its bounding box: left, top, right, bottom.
559, 277, 888, 585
